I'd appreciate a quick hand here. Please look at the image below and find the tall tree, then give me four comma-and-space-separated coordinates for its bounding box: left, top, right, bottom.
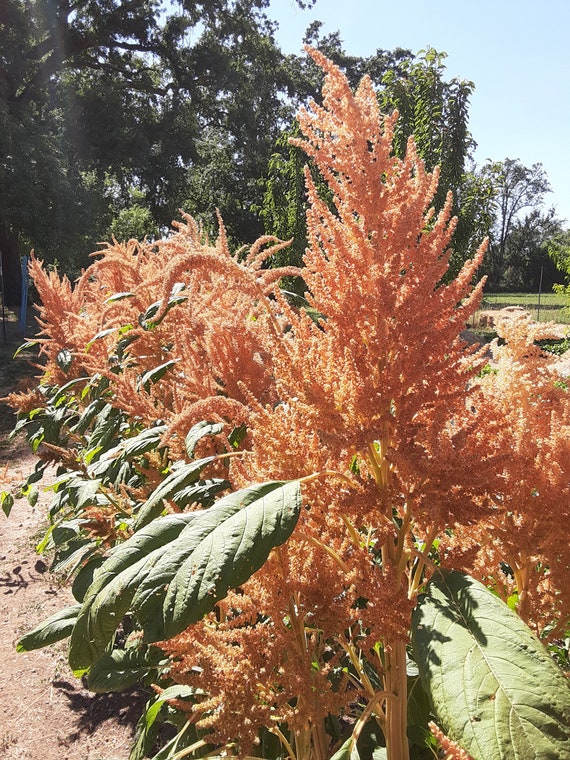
499, 208, 564, 292
480, 157, 552, 289
0, 0, 301, 304
547, 226, 570, 298
379, 47, 483, 275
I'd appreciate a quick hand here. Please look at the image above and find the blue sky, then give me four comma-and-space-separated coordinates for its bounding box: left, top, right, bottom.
268, 0, 570, 226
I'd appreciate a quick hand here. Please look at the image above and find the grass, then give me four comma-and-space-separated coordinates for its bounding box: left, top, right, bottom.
479, 292, 570, 324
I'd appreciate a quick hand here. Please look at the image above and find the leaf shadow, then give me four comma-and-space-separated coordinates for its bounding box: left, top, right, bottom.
52, 678, 149, 739
414, 570, 488, 669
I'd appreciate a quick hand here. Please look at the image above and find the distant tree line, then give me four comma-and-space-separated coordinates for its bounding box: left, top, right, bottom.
0, 0, 567, 305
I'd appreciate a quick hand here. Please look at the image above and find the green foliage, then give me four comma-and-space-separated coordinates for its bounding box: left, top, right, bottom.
550, 228, 570, 315
379, 47, 483, 276
479, 158, 562, 291
1, 489, 15, 517
108, 204, 159, 243
16, 604, 81, 652
259, 124, 310, 272
66, 481, 300, 669
412, 571, 570, 759
87, 644, 168, 694
379, 47, 473, 192
0, 0, 302, 293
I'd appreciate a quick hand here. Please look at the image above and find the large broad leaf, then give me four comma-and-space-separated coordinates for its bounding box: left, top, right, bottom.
151, 479, 300, 640
132, 456, 218, 530
87, 646, 167, 693
69, 481, 301, 670
69, 513, 196, 671
17, 604, 81, 651
412, 570, 570, 760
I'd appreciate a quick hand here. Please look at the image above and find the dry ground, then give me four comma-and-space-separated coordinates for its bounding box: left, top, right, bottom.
0, 314, 147, 760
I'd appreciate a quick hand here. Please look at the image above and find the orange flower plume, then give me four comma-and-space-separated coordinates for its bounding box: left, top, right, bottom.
9, 46, 570, 759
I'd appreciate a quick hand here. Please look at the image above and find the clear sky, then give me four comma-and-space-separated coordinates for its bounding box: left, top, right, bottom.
268, 0, 570, 226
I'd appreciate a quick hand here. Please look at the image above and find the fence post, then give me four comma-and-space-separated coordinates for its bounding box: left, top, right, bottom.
537, 265, 544, 322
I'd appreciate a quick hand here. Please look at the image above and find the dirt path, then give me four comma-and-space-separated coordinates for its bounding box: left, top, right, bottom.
1, 311, 146, 760
0, 439, 147, 760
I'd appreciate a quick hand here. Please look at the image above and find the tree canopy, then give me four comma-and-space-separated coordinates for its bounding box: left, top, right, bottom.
0, 0, 300, 302
0, 0, 566, 305
478, 158, 565, 291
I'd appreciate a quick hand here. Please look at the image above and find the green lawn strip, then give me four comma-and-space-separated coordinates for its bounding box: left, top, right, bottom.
479, 292, 569, 324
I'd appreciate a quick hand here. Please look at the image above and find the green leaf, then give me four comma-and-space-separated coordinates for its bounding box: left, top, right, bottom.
120, 425, 168, 458
51, 538, 96, 576
69, 481, 301, 668
86, 404, 123, 452
412, 570, 570, 760
16, 604, 81, 651
53, 376, 87, 403
75, 477, 102, 508
13, 339, 39, 358
133, 456, 217, 530
143, 684, 198, 729
88, 424, 167, 479
72, 554, 105, 602
87, 646, 166, 692
138, 359, 179, 393
184, 420, 224, 458
69, 512, 195, 671
330, 723, 387, 760
85, 326, 119, 350
72, 398, 105, 435
56, 348, 73, 373
138, 286, 188, 331
104, 291, 135, 304
141, 480, 301, 641
23, 460, 48, 486
130, 684, 200, 760
407, 674, 433, 750
169, 478, 230, 509
1, 491, 15, 517
228, 423, 247, 449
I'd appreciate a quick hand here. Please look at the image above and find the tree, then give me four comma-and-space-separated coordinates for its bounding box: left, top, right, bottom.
548, 226, 570, 298
480, 158, 552, 289
0, 0, 304, 304
497, 207, 564, 292
378, 47, 484, 275
284, 20, 414, 103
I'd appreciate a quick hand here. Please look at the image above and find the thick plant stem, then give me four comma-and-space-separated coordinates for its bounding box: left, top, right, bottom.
512, 558, 531, 622
384, 639, 410, 760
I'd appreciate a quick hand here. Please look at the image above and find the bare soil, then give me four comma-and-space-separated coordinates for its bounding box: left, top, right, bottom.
0, 314, 146, 760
